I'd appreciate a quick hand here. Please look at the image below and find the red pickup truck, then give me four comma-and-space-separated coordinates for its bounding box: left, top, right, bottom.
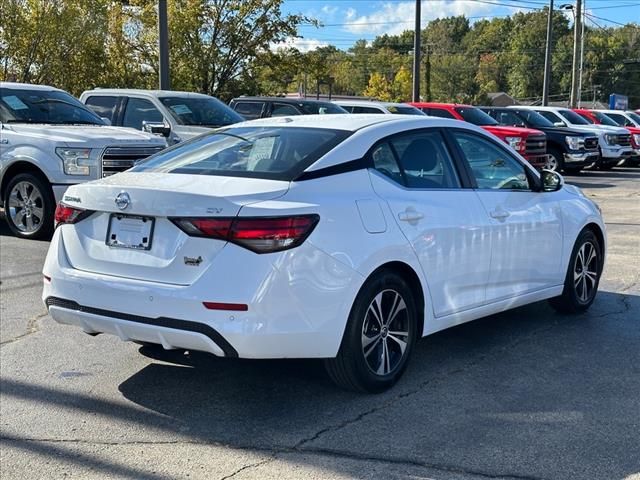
409, 102, 550, 170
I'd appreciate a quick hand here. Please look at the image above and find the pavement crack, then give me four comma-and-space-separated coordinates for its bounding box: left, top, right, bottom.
218, 457, 275, 480
0, 311, 47, 347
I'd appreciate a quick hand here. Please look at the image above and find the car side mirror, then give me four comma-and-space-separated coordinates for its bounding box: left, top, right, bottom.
142, 121, 171, 138
553, 121, 565, 127
541, 169, 564, 192
100, 117, 112, 126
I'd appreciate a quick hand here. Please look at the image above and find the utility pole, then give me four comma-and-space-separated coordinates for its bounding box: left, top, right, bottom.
542, 0, 554, 106
577, 1, 585, 107
158, 0, 170, 90
412, 0, 421, 102
569, 0, 583, 108
424, 44, 431, 102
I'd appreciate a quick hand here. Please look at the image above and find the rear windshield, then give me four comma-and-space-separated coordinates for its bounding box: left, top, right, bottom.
298, 102, 347, 115
131, 126, 351, 180
454, 107, 498, 126
0, 88, 103, 125
386, 105, 425, 115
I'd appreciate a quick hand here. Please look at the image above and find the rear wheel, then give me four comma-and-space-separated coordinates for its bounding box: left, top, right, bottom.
324, 270, 418, 393
549, 229, 602, 313
3, 173, 54, 240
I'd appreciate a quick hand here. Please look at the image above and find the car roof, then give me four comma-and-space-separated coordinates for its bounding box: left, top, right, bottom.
231, 96, 335, 104
333, 100, 410, 108
0, 82, 63, 92
81, 88, 215, 99
410, 102, 472, 108
227, 113, 454, 132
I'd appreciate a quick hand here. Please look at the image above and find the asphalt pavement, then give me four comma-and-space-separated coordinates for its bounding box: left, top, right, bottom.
1, 168, 639, 480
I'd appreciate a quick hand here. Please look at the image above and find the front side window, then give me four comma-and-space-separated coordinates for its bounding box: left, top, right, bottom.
382, 131, 461, 189
122, 98, 164, 130
537, 110, 564, 125
386, 105, 425, 116
271, 103, 300, 117
425, 108, 456, 119
453, 131, 530, 190
0, 88, 103, 125
298, 102, 347, 115
84, 96, 118, 123
233, 101, 264, 120
160, 96, 243, 126
131, 126, 350, 180
591, 111, 619, 126
513, 109, 554, 128
494, 110, 526, 127
455, 107, 498, 126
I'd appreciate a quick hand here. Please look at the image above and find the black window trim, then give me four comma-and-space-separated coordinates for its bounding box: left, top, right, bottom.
442, 127, 542, 192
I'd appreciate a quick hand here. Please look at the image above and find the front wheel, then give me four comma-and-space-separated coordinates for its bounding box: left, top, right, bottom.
549, 229, 603, 313
547, 148, 564, 172
3, 173, 54, 240
324, 270, 418, 393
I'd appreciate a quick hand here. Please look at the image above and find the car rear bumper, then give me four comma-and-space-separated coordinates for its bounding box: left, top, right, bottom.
42, 228, 362, 359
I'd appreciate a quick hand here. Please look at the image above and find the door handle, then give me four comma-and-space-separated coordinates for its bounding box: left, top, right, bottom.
490, 209, 511, 220
398, 210, 424, 222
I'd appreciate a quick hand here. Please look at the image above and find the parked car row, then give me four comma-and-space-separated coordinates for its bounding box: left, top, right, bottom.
1, 81, 637, 239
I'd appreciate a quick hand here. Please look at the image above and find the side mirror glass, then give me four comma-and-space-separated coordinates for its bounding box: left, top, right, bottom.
554, 121, 565, 127
541, 169, 564, 192
100, 117, 112, 126
142, 121, 171, 138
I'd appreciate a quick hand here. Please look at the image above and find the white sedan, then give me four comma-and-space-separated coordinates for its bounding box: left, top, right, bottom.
43, 115, 605, 392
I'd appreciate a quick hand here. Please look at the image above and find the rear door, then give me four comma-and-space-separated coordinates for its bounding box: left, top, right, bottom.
368, 128, 491, 318
122, 97, 165, 130
448, 129, 563, 301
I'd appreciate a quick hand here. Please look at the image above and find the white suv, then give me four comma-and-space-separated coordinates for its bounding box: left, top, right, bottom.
80, 89, 244, 145
333, 100, 425, 116
0, 83, 166, 239
513, 106, 633, 169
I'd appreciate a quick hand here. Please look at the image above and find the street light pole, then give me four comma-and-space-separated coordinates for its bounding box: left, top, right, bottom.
158, 0, 170, 90
412, 0, 421, 102
542, 0, 554, 106
569, 0, 583, 108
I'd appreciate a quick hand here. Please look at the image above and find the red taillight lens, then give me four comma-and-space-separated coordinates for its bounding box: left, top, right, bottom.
54, 203, 88, 227
172, 215, 319, 254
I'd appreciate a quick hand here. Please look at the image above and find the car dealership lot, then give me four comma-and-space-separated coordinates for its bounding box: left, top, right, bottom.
1, 169, 639, 480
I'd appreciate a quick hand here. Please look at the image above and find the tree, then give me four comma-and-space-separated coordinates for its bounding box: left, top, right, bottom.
363, 72, 392, 101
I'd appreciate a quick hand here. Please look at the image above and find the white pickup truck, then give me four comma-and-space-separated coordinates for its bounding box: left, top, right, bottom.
0, 82, 166, 239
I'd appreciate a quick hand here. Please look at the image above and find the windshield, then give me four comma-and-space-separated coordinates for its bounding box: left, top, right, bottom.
559, 109, 590, 125
159, 96, 243, 127
626, 112, 640, 125
511, 109, 554, 128
386, 105, 425, 115
131, 126, 351, 180
455, 107, 498, 126
591, 111, 619, 126
298, 102, 347, 115
0, 88, 103, 125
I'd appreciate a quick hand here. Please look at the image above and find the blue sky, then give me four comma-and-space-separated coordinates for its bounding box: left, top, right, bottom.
279, 0, 640, 51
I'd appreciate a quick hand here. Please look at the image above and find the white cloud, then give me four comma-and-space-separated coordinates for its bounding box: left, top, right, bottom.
342, 0, 495, 36
271, 36, 330, 53
321, 5, 338, 16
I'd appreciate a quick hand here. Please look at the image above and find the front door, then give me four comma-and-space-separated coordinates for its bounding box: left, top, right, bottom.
368, 129, 492, 318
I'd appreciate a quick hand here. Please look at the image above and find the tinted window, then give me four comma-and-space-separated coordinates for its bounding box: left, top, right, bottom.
426, 108, 456, 119
233, 101, 264, 120
577, 113, 595, 124
606, 112, 632, 127
454, 107, 498, 126
453, 132, 529, 190
123, 98, 164, 130
84, 96, 118, 123
537, 110, 564, 125
352, 106, 385, 114
493, 110, 526, 127
390, 131, 461, 189
131, 127, 350, 181
386, 105, 425, 115
271, 103, 300, 117
626, 112, 640, 125
298, 102, 347, 115
558, 109, 590, 125
512, 109, 554, 128
0, 88, 103, 125
591, 111, 619, 126
160, 96, 243, 126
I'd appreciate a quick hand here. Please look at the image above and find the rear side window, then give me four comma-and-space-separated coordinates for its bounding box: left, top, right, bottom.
271, 103, 300, 117
426, 108, 456, 119
131, 126, 351, 181
122, 98, 164, 130
353, 106, 384, 114
84, 96, 118, 123
233, 101, 264, 120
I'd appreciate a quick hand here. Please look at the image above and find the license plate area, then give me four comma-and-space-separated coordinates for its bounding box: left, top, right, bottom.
106, 214, 155, 250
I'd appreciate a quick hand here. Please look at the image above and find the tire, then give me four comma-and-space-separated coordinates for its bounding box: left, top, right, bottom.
547, 148, 564, 172
324, 270, 418, 393
597, 161, 617, 171
549, 229, 603, 314
3, 173, 55, 240
564, 166, 583, 175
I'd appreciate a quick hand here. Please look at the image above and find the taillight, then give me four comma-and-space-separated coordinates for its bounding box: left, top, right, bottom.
54, 203, 92, 227
171, 214, 319, 253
